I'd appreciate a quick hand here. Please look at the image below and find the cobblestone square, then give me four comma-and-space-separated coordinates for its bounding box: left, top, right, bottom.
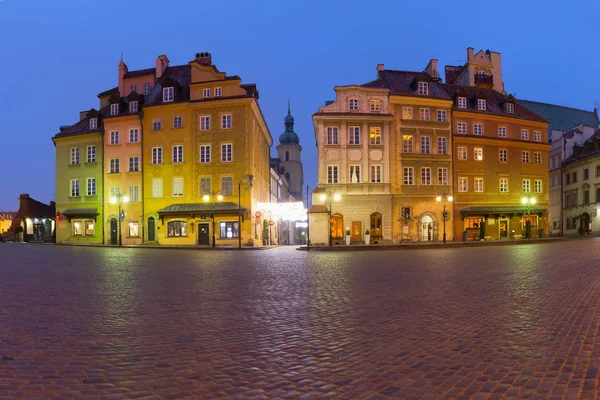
1, 241, 599, 399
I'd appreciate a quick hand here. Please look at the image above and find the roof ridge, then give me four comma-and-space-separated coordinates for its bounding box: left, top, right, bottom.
519, 99, 597, 114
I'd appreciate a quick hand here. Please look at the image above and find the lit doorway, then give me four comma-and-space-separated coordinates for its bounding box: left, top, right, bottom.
421, 215, 433, 241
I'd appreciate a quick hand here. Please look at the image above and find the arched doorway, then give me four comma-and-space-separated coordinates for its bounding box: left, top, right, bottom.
110, 217, 118, 245
331, 213, 343, 240
148, 217, 156, 241
421, 215, 433, 241
370, 212, 382, 238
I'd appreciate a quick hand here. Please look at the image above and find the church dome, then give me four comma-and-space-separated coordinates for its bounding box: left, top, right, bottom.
279, 101, 300, 145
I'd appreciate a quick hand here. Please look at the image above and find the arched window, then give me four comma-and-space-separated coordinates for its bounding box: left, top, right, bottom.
167, 220, 187, 237
285, 151, 290, 161
370, 212, 382, 238
331, 213, 343, 239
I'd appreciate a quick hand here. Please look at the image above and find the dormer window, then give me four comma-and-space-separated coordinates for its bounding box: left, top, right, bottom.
477, 99, 486, 111
89, 118, 98, 130
162, 87, 174, 102
203, 88, 211, 98
418, 82, 429, 95
506, 103, 515, 114
458, 97, 467, 108
129, 101, 138, 113
349, 98, 359, 111
215, 87, 222, 96
110, 103, 119, 116
370, 100, 380, 112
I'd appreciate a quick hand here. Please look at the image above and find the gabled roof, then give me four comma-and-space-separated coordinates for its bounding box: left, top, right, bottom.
517, 100, 599, 133
362, 70, 451, 100
123, 67, 155, 79
97, 87, 118, 97
144, 65, 192, 106
563, 129, 600, 166
53, 105, 110, 139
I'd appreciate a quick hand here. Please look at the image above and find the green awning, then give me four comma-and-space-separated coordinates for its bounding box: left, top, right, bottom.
60, 208, 99, 221
460, 206, 546, 217
156, 202, 244, 216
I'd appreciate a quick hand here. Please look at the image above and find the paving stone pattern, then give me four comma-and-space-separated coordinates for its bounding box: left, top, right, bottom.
0, 241, 599, 399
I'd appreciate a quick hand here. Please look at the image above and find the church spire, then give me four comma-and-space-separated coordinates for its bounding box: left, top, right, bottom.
279, 100, 300, 145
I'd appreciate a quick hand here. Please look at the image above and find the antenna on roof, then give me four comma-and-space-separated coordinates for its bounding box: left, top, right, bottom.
288, 98, 291, 114
120, 50, 123, 61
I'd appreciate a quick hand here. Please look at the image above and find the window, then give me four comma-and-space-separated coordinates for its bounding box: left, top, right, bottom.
349, 98, 359, 110
473, 124, 483, 135
457, 122, 467, 134
437, 110, 447, 122
84, 221, 94, 236
418, 82, 428, 95
129, 85, 137, 93
129, 128, 139, 143
506, 103, 515, 114
534, 152, 542, 164
200, 145, 211, 163
458, 97, 467, 109
152, 178, 163, 198
200, 177, 211, 196
597, 166, 600, 177
419, 108, 430, 121
172, 145, 183, 163
370, 165, 382, 183
70, 147, 79, 165
585, 190, 590, 204
474, 148, 483, 161
402, 135, 414, 153
534, 180, 543, 193
438, 167, 448, 185
163, 87, 174, 102
110, 131, 119, 145
500, 178, 508, 193
89, 118, 97, 130
86, 178, 96, 196
110, 103, 119, 116
221, 176, 233, 196
327, 127, 339, 145
326, 165, 340, 184
566, 173, 571, 184
521, 129, 529, 140
221, 143, 232, 162
421, 167, 431, 185
474, 177, 484, 193
129, 101, 138, 113
522, 151, 530, 163
87, 146, 96, 163
477, 99, 486, 110
370, 100, 380, 111
400, 207, 412, 220
152, 147, 163, 164
129, 185, 140, 202
285, 151, 289, 161
167, 221, 187, 237
173, 116, 183, 129
349, 165, 361, 183
128, 221, 140, 237
458, 177, 468, 192
221, 114, 232, 129
402, 107, 413, 119
348, 126, 360, 145
172, 177, 184, 197
370, 212, 383, 238
458, 146, 467, 160
403, 167, 414, 185
73, 221, 83, 236
70, 179, 80, 197
369, 127, 381, 145
534, 131, 541, 142
219, 221, 239, 238
421, 136, 431, 154
200, 116, 210, 131
143, 83, 151, 95
584, 168, 589, 180
499, 149, 508, 162
215, 87, 222, 97
437, 137, 447, 154
522, 179, 531, 193
498, 126, 507, 138
203, 88, 211, 98
109, 186, 120, 199
129, 157, 139, 172
573, 172, 577, 183
153, 118, 162, 130
109, 159, 120, 173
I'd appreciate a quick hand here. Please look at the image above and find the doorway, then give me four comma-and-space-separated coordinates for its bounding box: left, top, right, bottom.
499, 219, 508, 238
110, 218, 118, 245
421, 216, 433, 241
197, 223, 210, 245
351, 221, 361, 242
148, 217, 156, 241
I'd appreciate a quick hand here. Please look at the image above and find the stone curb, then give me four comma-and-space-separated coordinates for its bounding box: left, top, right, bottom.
16, 243, 278, 251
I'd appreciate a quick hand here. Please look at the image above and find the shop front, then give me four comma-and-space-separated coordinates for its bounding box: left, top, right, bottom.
459, 206, 548, 241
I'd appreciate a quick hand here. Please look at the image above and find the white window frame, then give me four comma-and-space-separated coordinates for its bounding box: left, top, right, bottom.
498, 126, 507, 138
403, 167, 414, 185
221, 114, 232, 129
143, 83, 151, 95
109, 159, 120, 173
474, 177, 484, 193
474, 147, 483, 161
203, 88, 211, 98
403, 135, 414, 153
172, 145, 183, 163
129, 101, 138, 113
418, 81, 429, 95
437, 137, 447, 155
152, 147, 163, 164
370, 165, 382, 183
506, 103, 515, 114
214, 87, 222, 97
500, 178, 509, 193
327, 127, 339, 145
173, 116, 183, 129
163, 87, 174, 102
348, 126, 360, 145
369, 127, 382, 145
70, 147, 80, 165
152, 178, 163, 198
199, 177, 211, 196
370, 100, 380, 112
402, 107, 413, 120
522, 151, 530, 163
110, 103, 119, 116
477, 99, 486, 111
172, 177, 184, 197
521, 129, 529, 140
129, 128, 139, 143
153, 118, 162, 130
349, 165, 361, 183
457, 122, 467, 134
419, 108, 430, 121
327, 165, 339, 184
458, 146, 467, 160
110, 130, 119, 145
473, 124, 483, 135
200, 116, 211, 131
534, 152, 542, 164
221, 176, 233, 196
349, 98, 359, 111
437, 109, 447, 122
534, 180, 543, 193
420, 167, 432, 186
200, 145, 211, 163
499, 149, 508, 162
420, 136, 431, 154
70, 179, 80, 197
458, 97, 467, 109
221, 143, 232, 162
458, 177, 468, 192
129, 185, 140, 202
534, 131, 542, 142
86, 177, 96, 196
89, 118, 98, 130
437, 167, 448, 186
87, 145, 96, 163
522, 179, 531, 193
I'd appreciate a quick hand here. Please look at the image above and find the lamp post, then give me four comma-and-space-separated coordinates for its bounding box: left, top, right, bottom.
110, 192, 129, 247
436, 192, 453, 244
238, 175, 254, 249
318, 189, 341, 247
521, 196, 536, 239
203, 191, 223, 247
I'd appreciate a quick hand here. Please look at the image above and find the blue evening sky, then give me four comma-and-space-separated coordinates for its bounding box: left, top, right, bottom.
0, 0, 598, 210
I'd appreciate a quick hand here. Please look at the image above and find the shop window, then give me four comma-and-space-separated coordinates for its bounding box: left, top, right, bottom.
219, 221, 239, 238
464, 217, 484, 229
167, 221, 187, 237
331, 213, 343, 239
370, 212, 382, 238
128, 221, 140, 237
85, 221, 94, 236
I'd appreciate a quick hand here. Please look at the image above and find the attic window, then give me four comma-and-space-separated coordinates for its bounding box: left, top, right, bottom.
506, 103, 515, 114
203, 88, 211, 98
458, 97, 467, 108
370, 100, 380, 112
215, 87, 222, 97
129, 101, 138, 113
162, 87, 174, 103
349, 98, 359, 111
89, 118, 98, 130
477, 99, 486, 111
418, 82, 429, 95
110, 103, 119, 116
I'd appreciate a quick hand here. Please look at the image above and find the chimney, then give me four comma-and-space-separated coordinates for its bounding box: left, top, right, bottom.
467, 47, 474, 60
118, 59, 128, 96
79, 111, 88, 121
155, 55, 170, 80
194, 52, 212, 66
376, 63, 384, 78
425, 59, 438, 79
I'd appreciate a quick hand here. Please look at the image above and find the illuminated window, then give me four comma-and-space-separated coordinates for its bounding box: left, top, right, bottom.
474, 177, 484, 192
219, 221, 239, 238
128, 221, 140, 237
370, 212, 382, 238
458, 177, 468, 192
167, 221, 187, 237
458, 146, 467, 160
369, 127, 381, 145
402, 135, 414, 153
331, 213, 343, 239
402, 107, 413, 119
73, 221, 83, 236
370, 100, 380, 112
474, 148, 483, 161
85, 220, 94, 236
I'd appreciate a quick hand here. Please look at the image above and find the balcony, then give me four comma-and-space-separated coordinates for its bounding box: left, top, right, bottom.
475, 73, 493, 87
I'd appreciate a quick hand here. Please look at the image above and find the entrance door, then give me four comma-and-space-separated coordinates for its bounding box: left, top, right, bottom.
499, 219, 508, 238
148, 217, 156, 241
351, 221, 361, 242
198, 223, 210, 245
110, 218, 118, 245
421, 216, 433, 241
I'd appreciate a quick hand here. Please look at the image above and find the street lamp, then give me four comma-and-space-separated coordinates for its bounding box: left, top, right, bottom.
319, 189, 341, 247
521, 196, 536, 238
238, 174, 254, 249
203, 192, 223, 247
110, 192, 129, 247
436, 192, 453, 244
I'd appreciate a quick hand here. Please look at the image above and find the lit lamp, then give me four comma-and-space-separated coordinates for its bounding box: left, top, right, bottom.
319, 190, 341, 247
436, 193, 453, 244
521, 196, 536, 239
110, 192, 129, 247
203, 192, 223, 248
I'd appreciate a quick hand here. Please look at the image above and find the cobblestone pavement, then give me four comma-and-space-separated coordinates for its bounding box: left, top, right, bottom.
1, 240, 600, 399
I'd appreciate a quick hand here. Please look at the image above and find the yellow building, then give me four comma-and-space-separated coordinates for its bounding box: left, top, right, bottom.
0, 212, 15, 234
